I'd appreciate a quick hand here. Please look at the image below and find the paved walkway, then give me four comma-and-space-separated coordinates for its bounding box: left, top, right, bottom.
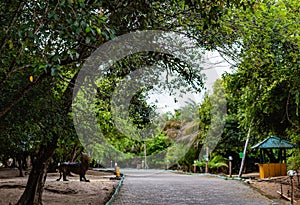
112, 169, 281, 205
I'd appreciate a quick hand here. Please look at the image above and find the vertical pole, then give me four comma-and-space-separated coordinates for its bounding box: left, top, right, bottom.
205, 161, 209, 173
144, 141, 147, 169
291, 176, 294, 205
228, 156, 233, 178
238, 127, 251, 178
205, 147, 209, 173
229, 160, 232, 178
278, 149, 282, 163
280, 180, 283, 198
260, 149, 263, 163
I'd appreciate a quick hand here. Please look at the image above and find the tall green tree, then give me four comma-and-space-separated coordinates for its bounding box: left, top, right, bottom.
224, 0, 300, 167
1, 1, 109, 204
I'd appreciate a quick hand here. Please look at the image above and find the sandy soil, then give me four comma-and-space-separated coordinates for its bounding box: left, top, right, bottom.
243, 173, 300, 205
0, 168, 119, 205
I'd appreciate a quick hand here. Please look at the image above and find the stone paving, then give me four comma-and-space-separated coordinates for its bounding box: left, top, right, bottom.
112, 169, 283, 205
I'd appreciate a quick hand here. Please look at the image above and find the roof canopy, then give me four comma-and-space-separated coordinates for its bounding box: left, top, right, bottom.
251, 136, 298, 149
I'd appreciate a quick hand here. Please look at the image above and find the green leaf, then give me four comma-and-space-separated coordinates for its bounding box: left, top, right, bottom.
85, 36, 91, 44
51, 68, 56, 76
73, 21, 79, 27
102, 31, 109, 40
96, 27, 101, 35
85, 27, 91, 33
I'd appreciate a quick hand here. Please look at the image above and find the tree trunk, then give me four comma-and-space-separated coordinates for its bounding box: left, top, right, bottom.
238, 127, 251, 178
16, 140, 57, 205
17, 157, 24, 177
16, 62, 76, 205
33, 159, 50, 205
2, 157, 9, 167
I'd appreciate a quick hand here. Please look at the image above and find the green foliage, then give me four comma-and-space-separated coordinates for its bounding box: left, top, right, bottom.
224, 0, 300, 136
165, 143, 189, 166
104, 0, 258, 48
196, 79, 227, 154
0, 0, 262, 164
209, 155, 228, 168
0, 0, 111, 162
193, 155, 228, 173
223, 0, 300, 168
146, 134, 172, 156
286, 128, 300, 170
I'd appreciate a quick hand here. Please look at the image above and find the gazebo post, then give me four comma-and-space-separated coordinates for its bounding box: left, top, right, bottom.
278, 149, 282, 163
260, 149, 264, 163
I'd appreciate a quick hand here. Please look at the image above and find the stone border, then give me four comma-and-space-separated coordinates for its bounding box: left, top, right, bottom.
105, 173, 125, 205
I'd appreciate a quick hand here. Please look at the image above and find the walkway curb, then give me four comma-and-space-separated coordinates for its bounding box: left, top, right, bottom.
105, 174, 125, 205
173, 170, 245, 181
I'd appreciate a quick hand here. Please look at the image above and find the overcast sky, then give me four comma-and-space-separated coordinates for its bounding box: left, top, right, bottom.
147, 50, 232, 114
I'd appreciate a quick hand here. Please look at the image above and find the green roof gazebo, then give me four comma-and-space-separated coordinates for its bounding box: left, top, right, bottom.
251, 136, 298, 178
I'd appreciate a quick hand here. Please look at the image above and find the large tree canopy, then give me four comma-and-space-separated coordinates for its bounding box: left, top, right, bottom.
1, 1, 111, 204
224, 0, 300, 136
223, 0, 299, 168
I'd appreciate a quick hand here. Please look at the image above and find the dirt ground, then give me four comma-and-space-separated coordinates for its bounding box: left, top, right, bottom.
0, 168, 119, 205
243, 172, 300, 205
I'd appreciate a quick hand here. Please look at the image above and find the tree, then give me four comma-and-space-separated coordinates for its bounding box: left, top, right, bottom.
1, 0, 262, 204
223, 0, 300, 168
1, 1, 108, 204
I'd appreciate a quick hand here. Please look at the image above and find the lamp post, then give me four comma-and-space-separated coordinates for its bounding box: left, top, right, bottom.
228, 156, 233, 178
287, 170, 295, 205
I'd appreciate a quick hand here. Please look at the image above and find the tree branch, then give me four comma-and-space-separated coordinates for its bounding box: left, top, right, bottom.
0, 73, 48, 119
0, 1, 25, 55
